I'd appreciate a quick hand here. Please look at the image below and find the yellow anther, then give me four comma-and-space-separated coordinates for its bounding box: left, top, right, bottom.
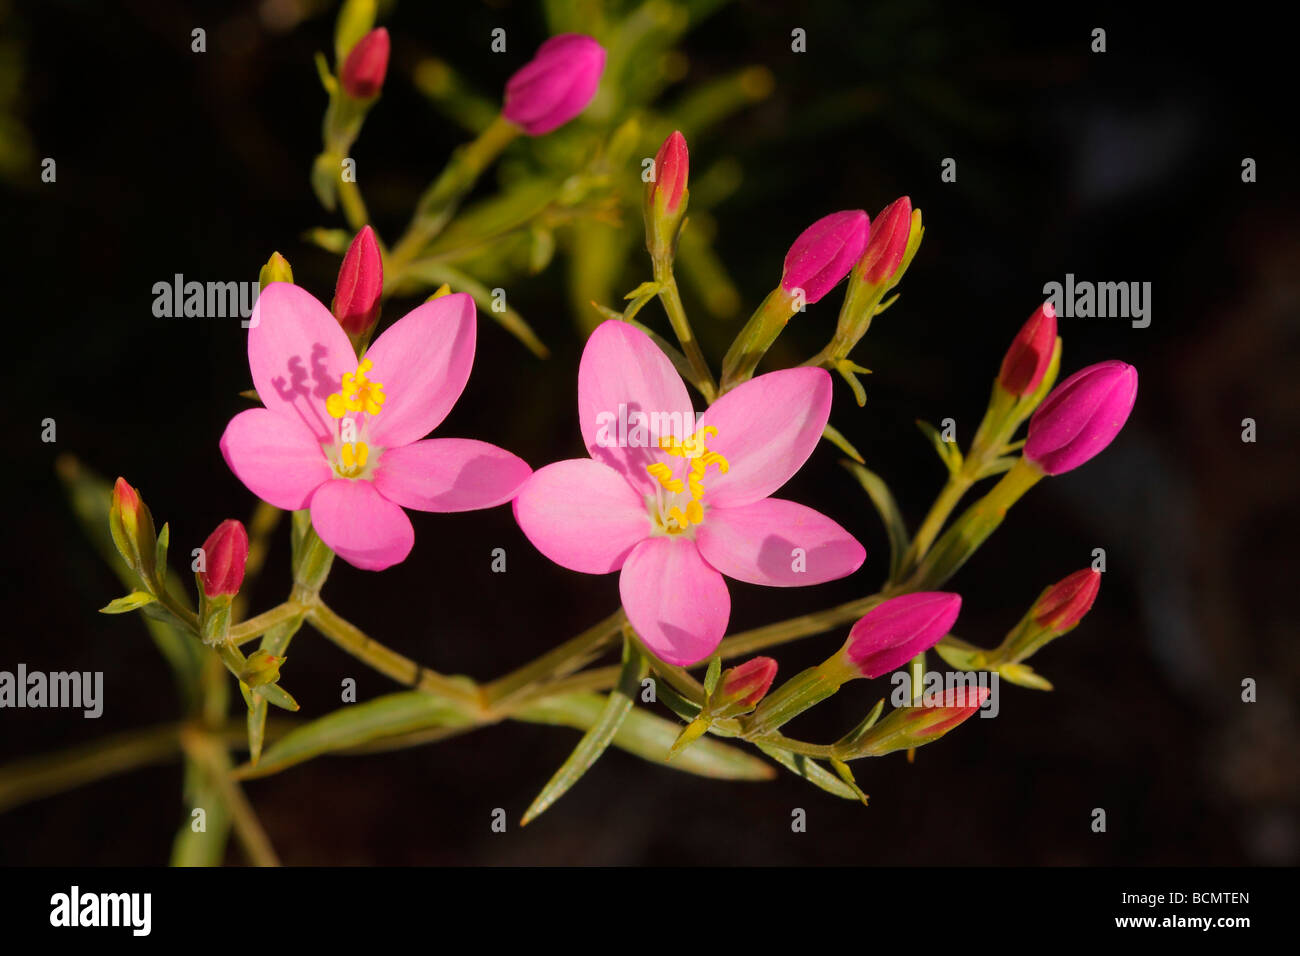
326, 360, 386, 419
646, 462, 684, 493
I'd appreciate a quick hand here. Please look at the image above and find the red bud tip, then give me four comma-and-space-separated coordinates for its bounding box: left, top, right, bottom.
845, 592, 962, 679
1032, 568, 1101, 631
340, 28, 390, 99
652, 130, 689, 215
998, 302, 1057, 395
781, 209, 870, 304
718, 656, 778, 709
858, 196, 911, 284
333, 225, 384, 337
199, 519, 248, 598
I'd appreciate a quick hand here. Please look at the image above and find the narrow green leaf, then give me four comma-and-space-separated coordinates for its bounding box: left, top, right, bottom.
246, 615, 305, 765
255, 683, 299, 713
235, 690, 475, 780
100, 591, 157, 614
916, 419, 961, 476
703, 655, 722, 697
521, 641, 648, 825
842, 460, 909, 580
154, 523, 170, 582
401, 261, 548, 358
833, 698, 886, 753
755, 743, 862, 801
515, 693, 773, 781
823, 423, 865, 464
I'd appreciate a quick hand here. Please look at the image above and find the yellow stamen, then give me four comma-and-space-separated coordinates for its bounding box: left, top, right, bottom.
648, 425, 730, 533
326, 359, 386, 419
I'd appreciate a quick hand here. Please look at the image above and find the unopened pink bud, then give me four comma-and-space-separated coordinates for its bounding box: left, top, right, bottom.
844, 592, 962, 679
857, 196, 910, 284
340, 28, 390, 100
903, 686, 990, 736
333, 226, 383, 337
503, 34, 606, 136
781, 210, 869, 304
650, 130, 689, 215
1033, 568, 1101, 631
716, 657, 777, 711
998, 302, 1057, 396
199, 519, 248, 598
1025, 360, 1138, 475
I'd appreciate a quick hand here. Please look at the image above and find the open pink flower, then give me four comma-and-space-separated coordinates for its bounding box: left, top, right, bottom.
221, 283, 531, 570
513, 320, 865, 665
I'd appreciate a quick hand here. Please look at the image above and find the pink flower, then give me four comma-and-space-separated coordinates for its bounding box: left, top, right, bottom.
512, 320, 865, 665
221, 283, 531, 570
1024, 360, 1138, 475
503, 34, 606, 136
340, 28, 390, 100
781, 210, 870, 304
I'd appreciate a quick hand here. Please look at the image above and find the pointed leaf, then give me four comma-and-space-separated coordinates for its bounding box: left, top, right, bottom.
842, 460, 908, 579
755, 743, 862, 801
100, 591, 157, 614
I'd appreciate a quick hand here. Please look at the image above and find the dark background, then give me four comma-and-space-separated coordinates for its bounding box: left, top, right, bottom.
4, 0, 1297, 864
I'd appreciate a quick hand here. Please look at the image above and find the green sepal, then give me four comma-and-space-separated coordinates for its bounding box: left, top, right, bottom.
100, 591, 157, 614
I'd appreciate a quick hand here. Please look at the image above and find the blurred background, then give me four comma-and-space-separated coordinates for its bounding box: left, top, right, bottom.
3, 0, 1297, 864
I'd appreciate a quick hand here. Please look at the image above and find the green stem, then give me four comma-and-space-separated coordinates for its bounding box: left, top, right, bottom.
306, 602, 483, 713
231, 601, 306, 647
481, 609, 625, 708
652, 257, 716, 402
337, 178, 369, 231
387, 115, 520, 280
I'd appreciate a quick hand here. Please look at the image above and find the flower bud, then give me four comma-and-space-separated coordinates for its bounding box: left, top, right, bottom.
1025, 360, 1138, 475
258, 251, 293, 291
340, 27, 390, 100
199, 519, 248, 598
710, 657, 777, 717
998, 302, 1057, 396
856, 196, 911, 284
502, 34, 606, 136
781, 210, 870, 305
1032, 568, 1101, 631
109, 477, 157, 581
240, 649, 286, 688
841, 592, 962, 679
851, 686, 989, 757
648, 130, 688, 216
333, 225, 383, 337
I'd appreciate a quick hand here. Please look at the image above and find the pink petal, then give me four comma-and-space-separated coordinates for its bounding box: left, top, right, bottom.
248, 282, 357, 444
578, 320, 695, 496
696, 367, 833, 508
620, 537, 730, 666
513, 458, 649, 573
374, 438, 532, 512
220, 408, 331, 510
695, 498, 865, 587
309, 479, 414, 571
362, 293, 476, 448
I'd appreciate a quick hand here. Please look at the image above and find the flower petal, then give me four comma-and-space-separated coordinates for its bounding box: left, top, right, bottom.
309, 479, 414, 571
513, 458, 649, 573
696, 367, 832, 508
374, 438, 532, 513
248, 282, 357, 444
619, 537, 730, 666
578, 320, 695, 496
220, 408, 330, 510
695, 498, 865, 587
362, 292, 476, 448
